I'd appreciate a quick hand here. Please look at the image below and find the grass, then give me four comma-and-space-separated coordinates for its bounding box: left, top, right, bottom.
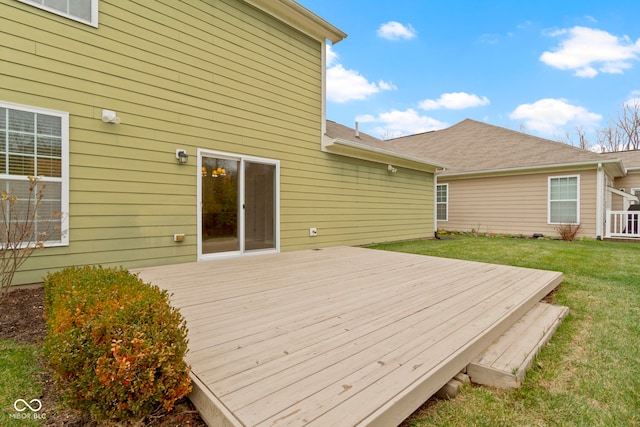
0, 340, 44, 426
371, 235, 640, 427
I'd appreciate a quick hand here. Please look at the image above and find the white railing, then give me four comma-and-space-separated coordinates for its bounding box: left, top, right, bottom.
606, 210, 640, 238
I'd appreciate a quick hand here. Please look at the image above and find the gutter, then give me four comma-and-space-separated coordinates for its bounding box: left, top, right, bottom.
322, 136, 448, 172
439, 159, 626, 179
244, 0, 347, 44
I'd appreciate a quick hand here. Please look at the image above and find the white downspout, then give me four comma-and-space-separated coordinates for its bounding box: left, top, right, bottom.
321, 41, 327, 137
596, 163, 604, 239
434, 175, 438, 238
433, 169, 446, 238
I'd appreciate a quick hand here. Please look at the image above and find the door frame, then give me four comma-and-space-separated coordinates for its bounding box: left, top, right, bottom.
197, 148, 280, 261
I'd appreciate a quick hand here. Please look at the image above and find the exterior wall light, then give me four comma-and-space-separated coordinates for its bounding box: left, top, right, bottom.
387, 164, 398, 173
176, 149, 188, 164
101, 109, 121, 124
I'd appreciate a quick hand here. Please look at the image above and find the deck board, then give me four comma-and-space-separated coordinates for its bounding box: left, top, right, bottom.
135, 246, 563, 426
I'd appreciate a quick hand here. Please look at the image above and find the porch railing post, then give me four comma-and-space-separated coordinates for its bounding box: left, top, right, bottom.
606, 210, 640, 238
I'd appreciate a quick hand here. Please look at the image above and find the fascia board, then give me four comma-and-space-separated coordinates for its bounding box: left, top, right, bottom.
440, 159, 626, 180
243, 0, 347, 43
322, 137, 447, 173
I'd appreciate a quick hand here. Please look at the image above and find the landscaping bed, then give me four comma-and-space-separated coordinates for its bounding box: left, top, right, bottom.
0, 287, 206, 427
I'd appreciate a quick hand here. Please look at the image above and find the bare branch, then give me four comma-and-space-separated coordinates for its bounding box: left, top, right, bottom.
614, 99, 640, 150
1, 177, 50, 300
596, 126, 624, 152
562, 125, 591, 150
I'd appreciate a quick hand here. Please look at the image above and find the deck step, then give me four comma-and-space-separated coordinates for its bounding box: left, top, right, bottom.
467, 302, 569, 389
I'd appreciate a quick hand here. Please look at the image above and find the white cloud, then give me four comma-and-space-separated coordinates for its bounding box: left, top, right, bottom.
624, 91, 640, 107
327, 65, 384, 103
326, 43, 339, 67
378, 80, 398, 91
419, 92, 490, 110
326, 44, 396, 103
540, 26, 640, 77
356, 109, 448, 138
377, 21, 417, 41
624, 97, 640, 108
509, 98, 602, 135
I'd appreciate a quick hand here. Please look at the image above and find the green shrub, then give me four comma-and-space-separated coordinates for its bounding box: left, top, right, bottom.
43, 266, 192, 421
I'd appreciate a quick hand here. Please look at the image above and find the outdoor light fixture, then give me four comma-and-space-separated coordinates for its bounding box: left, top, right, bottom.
387, 164, 398, 173
101, 109, 121, 124
176, 149, 188, 164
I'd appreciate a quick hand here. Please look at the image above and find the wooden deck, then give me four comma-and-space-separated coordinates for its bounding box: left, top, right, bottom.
135, 246, 563, 427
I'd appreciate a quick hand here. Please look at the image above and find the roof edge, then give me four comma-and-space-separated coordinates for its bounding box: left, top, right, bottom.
243, 0, 347, 43
440, 159, 626, 179
323, 136, 447, 173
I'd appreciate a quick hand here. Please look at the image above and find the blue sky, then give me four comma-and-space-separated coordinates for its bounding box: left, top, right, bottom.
297, 0, 640, 146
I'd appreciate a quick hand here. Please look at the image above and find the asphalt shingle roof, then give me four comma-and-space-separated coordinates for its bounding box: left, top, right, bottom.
381, 119, 613, 175
326, 118, 634, 176
612, 149, 640, 169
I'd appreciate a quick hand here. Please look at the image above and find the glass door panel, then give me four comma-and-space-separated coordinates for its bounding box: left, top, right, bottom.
244, 161, 276, 251
201, 156, 240, 254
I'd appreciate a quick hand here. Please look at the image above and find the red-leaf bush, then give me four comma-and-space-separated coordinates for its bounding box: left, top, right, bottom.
43, 266, 192, 421
554, 223, 582, 241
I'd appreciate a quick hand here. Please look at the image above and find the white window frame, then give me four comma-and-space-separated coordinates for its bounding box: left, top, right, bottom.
17, 0, 99, 27
436, 183, 448, 222
548, 175, 580, 225
1, 101, 70, 247
632, 188, 640, 205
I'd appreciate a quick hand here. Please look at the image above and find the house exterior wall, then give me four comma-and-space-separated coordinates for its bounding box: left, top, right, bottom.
612, 172, 640, 209
437, 169, 598, 238
2, 0, 434, 285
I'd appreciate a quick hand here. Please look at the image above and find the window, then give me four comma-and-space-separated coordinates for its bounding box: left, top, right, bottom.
632, 188, 640, 205
436, 183, 448, 221
549, 175, 579, 224
17, 0, 98, 27
1, 102, 69, 246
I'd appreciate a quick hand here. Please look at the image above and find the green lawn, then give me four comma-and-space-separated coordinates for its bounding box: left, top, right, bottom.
370, 236, 640, 427
0, 340, 44, 426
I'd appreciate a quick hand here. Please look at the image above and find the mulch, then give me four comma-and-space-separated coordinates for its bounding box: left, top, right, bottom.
0, 287, 207, 426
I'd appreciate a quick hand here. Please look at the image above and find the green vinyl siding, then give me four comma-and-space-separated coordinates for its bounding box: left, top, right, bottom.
2, 0, 434, 285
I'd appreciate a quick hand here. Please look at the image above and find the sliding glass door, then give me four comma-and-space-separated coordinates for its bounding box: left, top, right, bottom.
200, 156, 240, 254
199, 151, 278, 258
244, 161, 277, 251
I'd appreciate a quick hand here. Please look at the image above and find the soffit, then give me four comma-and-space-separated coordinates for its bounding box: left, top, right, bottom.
242, 0, 347, 43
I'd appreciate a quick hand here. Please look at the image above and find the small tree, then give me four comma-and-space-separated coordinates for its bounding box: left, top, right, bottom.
596, 100, 640, 152
1, 177, 48, 300
563, 125, 591, 150
614, 99, 640, 150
